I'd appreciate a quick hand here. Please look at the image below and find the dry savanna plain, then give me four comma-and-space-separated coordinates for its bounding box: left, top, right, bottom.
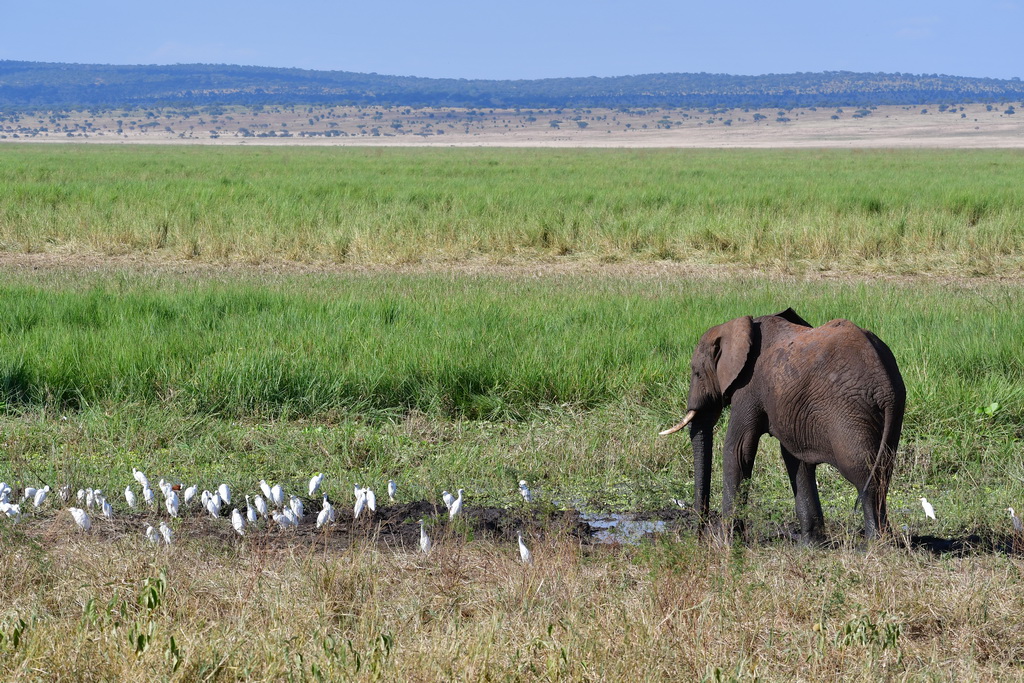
1, 104, 1024, 680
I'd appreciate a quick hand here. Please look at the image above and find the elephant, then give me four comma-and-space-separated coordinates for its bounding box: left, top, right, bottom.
660, 308, 905, 543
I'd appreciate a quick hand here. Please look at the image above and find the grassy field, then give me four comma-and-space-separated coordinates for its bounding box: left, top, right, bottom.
2, 144, 1024, 274
1, 145, 1024, 680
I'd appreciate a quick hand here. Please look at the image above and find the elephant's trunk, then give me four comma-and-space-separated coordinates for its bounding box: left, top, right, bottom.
689, 418, 715, 524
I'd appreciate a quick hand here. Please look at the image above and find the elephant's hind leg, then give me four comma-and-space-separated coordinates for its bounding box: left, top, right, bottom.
782, 447, 825, 545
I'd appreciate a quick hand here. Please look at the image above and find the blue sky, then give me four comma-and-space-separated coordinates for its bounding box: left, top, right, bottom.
1, 1, 1020, 81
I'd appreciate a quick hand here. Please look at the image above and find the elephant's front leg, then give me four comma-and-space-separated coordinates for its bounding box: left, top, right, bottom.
721, 420, 761, 537
781, 446, 825, 545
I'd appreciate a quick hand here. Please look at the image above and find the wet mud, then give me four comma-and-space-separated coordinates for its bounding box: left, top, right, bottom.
5, 498, 1021, 557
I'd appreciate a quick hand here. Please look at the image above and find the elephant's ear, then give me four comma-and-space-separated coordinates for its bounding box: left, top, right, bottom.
713, 315, 754, 396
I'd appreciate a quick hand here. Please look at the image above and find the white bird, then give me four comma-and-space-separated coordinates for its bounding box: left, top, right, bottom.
354, 489, 367, 520
273, 509, 297, 529
69, 507, 91, 531
518, 480, 532, 503
76, 488, 85, 504
442, 490, 454, 510
449, 489, 464, 519
517, 532, 532, 564
33, 486, 50, 508
84, 488, 95, 509
145, 524, 160, 544
231, 508, 246, 536
101, 498, 114, 520
245, 495, 258, 524
419, 518, 431, 554
158, 479, 172, 499
142, 486, 155, 508
206, 493, 222, 518
289, 495, 304, 521
1, 502, 21, 520
309, 473, 324, 497
254, 494, 269, 519
388, 479, 397, 502
159, 521, 173, 545
269, 484, 285, 509
1009, 507, 1023, 533
317, 496, 335, 528
58, 484, 71, 502
920, 497, 936, 520
91, 489, 103, 509
166, 490, 180, 518
133, 467, 149, 490
218, 483, 231, 506
182, 485, 198, 505
259, 479, 273, 500
124, 486, 137, 508
364, 487, 376, 513
23, 486, 38, 502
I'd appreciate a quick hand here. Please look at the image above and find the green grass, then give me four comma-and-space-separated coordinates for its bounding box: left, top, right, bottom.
2, 145, 1024, 273
0, 268, 1020, 531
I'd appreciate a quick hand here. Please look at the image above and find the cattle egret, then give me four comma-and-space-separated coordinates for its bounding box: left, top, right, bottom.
518, 480, 532, 503
449, 489, 464, 519
206, 493, 222, 518
269, 484, 285, 508
920, 497, 936, 520
388, 480, 397, 502
419, 518, 431, 554
102, 498, 114, 520
218, 483, 231, 506
182, 485, 198, 505
442, 490, 454, 510
142, 486, 155, 508
289, 495, 304, 521
309, 473, 324, 497
58, 484, 71, 502
33, 486, 50, 508
245, 495, 258, 524
69, 507, 91, 531
77, 488, 85, 503
23, 487, 38, 502
354, 489, 367, 520
159, 521, 173, 545
1009, 507, 1023, 533
317, 496, 335, 528
133, 467, 149, 490
166, 490, 180, 518
231, 508, 246, 536
364, 488, 376, 513
1, 502, 21, 520
274, 509, 297, 529
517, 532, 532, 564
124, 486, 137, 508
201, 489, 211, 507
159, 479, 172, 499
145, 525, 160, 544
259, 480, 273, 500
254, 495, 269, 519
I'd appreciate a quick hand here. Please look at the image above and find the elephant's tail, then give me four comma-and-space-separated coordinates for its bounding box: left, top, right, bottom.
856, 392, 907, 527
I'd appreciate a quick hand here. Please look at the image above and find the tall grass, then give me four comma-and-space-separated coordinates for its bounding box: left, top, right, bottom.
3, 529, 1024, 681
1, 145, 1023, 272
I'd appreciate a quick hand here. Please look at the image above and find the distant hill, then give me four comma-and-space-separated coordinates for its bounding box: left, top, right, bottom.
2, 61, 1023, 110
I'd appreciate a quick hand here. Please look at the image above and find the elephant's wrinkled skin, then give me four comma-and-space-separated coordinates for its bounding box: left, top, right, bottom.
663, 309, 905, 542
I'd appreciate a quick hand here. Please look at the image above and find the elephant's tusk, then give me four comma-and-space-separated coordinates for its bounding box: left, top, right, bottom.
659, 410, 697, 436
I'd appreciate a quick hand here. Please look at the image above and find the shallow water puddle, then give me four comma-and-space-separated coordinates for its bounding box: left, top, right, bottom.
580, 512, 667, 544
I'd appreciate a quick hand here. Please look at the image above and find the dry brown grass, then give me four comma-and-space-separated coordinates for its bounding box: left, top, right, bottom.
3, 520, 1024, 681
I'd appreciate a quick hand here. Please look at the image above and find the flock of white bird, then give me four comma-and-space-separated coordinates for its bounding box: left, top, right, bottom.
8, 477, 1011, 554
0, 472, 536, 564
